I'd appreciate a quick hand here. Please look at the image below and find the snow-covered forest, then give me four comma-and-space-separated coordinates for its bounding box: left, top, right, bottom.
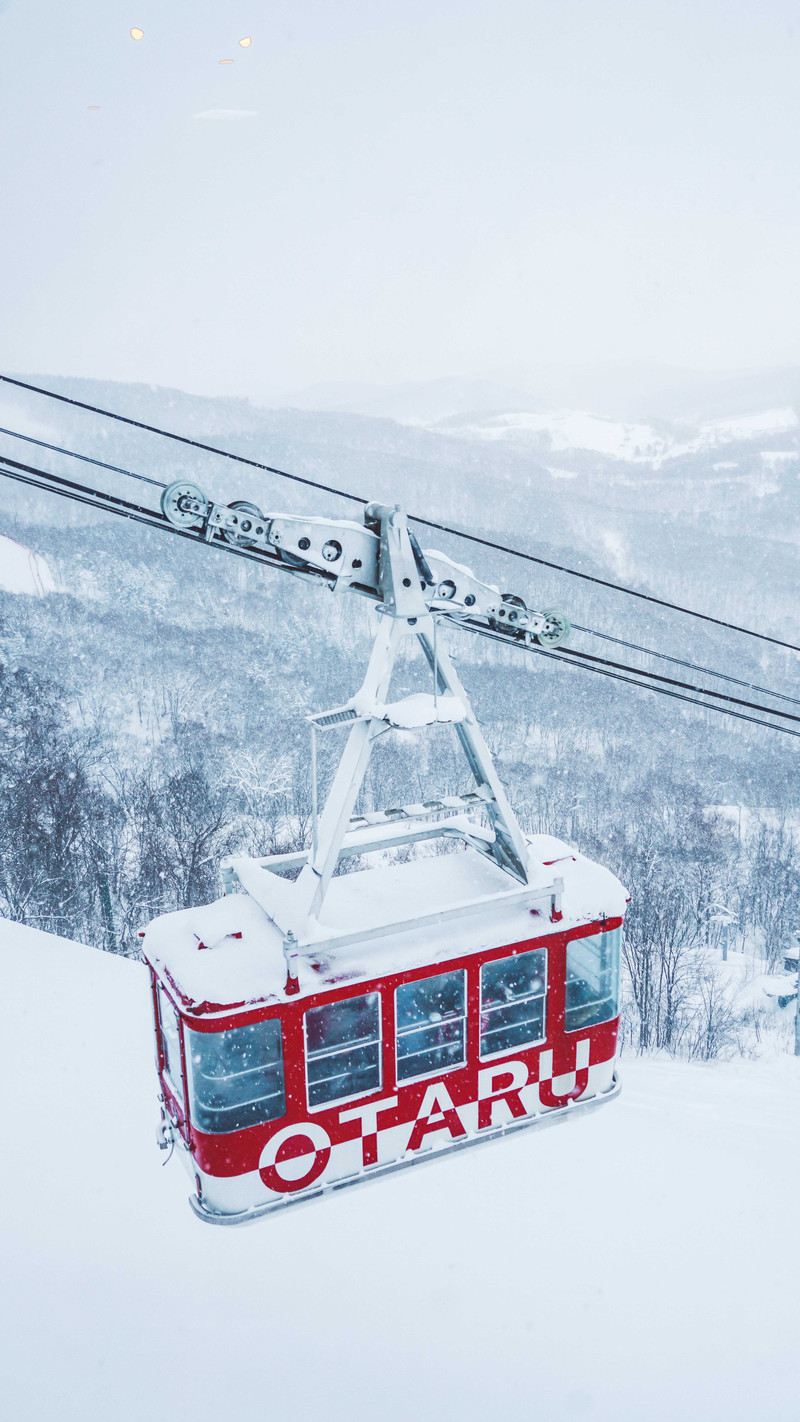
2, 374, 799, 1061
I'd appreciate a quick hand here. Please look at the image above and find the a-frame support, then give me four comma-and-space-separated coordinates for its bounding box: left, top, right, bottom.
287, 505, 531, 935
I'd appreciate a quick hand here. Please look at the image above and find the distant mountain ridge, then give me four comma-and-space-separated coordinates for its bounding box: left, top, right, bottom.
279, 363, 800, 427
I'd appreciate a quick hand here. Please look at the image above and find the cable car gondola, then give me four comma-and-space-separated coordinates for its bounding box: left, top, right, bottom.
140, 496, 628, 1223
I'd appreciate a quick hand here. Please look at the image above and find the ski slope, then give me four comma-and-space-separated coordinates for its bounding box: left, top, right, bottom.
2, 919, 799, 1422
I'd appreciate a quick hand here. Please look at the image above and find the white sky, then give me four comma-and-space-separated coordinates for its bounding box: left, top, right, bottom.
0, 0, 798, 400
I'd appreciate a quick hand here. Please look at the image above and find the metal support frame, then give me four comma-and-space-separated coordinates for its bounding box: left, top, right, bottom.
229, 504, 534, 948
416, 624, 529, 881
291, 614, 409, 925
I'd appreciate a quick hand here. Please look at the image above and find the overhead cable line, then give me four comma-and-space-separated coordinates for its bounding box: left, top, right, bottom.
462, 616, 800, 726
557, 644, 800, 724
0, 454, 291, 575
2, 371, 799, 656
0, 426, 165, 490
0, 374, 368, 505
2, 412, 797, 713
571, 623, 800, 708
412, 512, 800, 655
532, 645, 800, 741
2, 450, 798, 748
465, 623, 800, 741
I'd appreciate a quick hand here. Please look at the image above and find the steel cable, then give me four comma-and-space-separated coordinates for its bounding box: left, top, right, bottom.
3, 371, 799, 654
0, 425, 165, 489
464, 623, 800, 741
2, 447, 799, 745
570, 623, 800, 708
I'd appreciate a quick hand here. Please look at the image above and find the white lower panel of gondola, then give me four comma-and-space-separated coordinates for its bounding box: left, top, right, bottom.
187, 1054, 620, 1225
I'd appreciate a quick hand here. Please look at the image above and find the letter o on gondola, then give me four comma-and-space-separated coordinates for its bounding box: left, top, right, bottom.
259, 1123, 332, 1194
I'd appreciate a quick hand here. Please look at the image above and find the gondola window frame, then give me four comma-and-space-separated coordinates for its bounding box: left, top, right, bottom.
394, 968, 468, 1084
564, 927, 621, 1033
156, 981, 185, 1108
304, 990, 383, 1110
478, 947, 548, 1060
185, 1016, 287, 1136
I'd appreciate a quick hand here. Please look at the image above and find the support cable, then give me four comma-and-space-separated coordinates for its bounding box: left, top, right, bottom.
570, 623, 800, 709
0, 454, 291, 574
557, 645, 800, 724
464, 623, 800, 741
0, 374, 367, 504
4, 409, 794, 710
2, 371, 799, 654
1, 448, 799, 745
460, 616, 800, 725
1, 418, 792, 712
0, 425, 165, 489
411, 512, 800, 655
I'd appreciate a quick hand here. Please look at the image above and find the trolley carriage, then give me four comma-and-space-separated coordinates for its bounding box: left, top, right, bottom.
140, 492, 627, 1221
124, 490, 629, 1221
144, 838, 625, 1223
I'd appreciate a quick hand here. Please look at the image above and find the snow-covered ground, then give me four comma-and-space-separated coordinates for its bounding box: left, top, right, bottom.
435, 405, 799, 466
0, 533, 55, 596
445, 409, 673, 460
3, 919, 800, 1422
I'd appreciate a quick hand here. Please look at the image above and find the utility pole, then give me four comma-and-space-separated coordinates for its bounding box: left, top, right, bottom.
709, 904, 737, 963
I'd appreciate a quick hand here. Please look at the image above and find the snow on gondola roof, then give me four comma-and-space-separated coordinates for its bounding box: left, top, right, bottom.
142, 835, 628, 1017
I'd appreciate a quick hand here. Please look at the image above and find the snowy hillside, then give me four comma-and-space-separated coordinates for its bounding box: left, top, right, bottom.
434, 404, 800, 467
3, 917, 800, 1422
0, 533, 55, 595
282, 365, 800, 428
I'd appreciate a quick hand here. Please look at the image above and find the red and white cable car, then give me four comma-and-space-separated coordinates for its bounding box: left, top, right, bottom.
142, 497, 628, 1223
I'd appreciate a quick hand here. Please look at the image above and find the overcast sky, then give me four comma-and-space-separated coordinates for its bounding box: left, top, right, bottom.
0, 0, 798, 400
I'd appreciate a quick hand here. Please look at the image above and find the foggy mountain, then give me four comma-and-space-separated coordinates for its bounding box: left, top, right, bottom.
283, 362, 800, 425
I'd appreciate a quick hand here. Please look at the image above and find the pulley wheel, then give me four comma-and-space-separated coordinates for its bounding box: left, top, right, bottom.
535, 609, 571, 647
160, 481, 208, 530
222, 500, 265, 548
490, 591, 527, 631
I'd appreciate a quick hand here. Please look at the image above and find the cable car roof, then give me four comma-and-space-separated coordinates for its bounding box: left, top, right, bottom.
142, 835, 627, 1018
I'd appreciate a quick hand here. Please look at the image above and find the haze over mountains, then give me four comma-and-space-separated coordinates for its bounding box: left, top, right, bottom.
281, 362, 800, 427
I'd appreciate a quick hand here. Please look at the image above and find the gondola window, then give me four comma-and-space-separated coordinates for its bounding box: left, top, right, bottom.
157, 984, 184, 1105
395, 970, 466, 1081
564, 929, 621, 1032
480, 949, 547, 1056
186, 1019, 286, 1134
305, 993, 381, 1107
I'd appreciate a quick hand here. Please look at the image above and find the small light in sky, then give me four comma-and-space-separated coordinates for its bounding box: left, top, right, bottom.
130, 28, 144, 41
87, 105, 101, 110
218, 59, 234, 65
239, 37, 252, 48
